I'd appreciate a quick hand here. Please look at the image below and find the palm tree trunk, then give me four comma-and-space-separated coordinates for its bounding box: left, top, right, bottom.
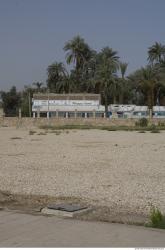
148, 88, 154, 118
104, 93, 108, 118
119, 80, 124, 104
113, 95, 117, 104
119, 93, 123, 104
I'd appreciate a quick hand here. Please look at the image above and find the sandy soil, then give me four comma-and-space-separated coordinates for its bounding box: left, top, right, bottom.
0, 127, 165, 220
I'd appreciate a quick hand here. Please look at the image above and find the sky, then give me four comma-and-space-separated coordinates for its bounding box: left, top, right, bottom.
0, 0, 165, 91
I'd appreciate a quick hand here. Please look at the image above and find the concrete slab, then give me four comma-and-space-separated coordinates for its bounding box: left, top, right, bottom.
47, 203, 87, 212
41, 206, 92, 218
0, 210, 165, 247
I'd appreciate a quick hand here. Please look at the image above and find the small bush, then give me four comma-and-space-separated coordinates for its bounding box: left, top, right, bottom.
51, 130, 61, 135
151, 130, 160, 133
37, 132, 46, 135
29, 130, 36, 135
158, 121, 165, 127
39, 124, 94, 130
135, 118, 148, 127
10, 137, 22, 140
147, 207, 165, 229
55, 132, 61, 135
150, 124, 160, 133
107, 128, 117, 131
150, 124, 156, 130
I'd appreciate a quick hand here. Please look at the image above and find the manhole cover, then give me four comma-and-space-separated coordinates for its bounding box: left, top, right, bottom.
47, 204, 88, 212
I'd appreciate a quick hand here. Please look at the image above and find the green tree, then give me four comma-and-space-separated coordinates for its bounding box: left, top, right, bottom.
148, 42, 165, 65
130, 66, 160, 115
47, 62, 67, 92
94, 47, 119, 116
79, 50, 98, 92
32, 82, 44, 92
1, 86, 21, 116
20, 85, 35, 117
64, 35, 92, 70
64, 35, 92, 87
118, 62, 128, 103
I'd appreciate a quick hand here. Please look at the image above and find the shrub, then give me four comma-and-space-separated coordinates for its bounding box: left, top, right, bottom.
151, 130, 160, 133
136, 118, 148, 127
150, 124, 156, 130
29, 130, 36, 135
150, 124, 160, 133
37, 132, 46, 135
158, 121, 165, 127
10, 137, 22, 140
147, 207, 165, 229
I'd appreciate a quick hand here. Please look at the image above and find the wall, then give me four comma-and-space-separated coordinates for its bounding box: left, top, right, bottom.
0, 108, 3, 118
0, 117, 165, 128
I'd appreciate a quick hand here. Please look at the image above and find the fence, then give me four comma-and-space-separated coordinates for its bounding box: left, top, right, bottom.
0, 117, 165, 128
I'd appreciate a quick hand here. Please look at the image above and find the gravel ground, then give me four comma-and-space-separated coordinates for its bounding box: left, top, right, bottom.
0, 127, 165, 217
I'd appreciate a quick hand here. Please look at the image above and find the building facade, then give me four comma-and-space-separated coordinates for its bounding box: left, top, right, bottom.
109, 104, 165, 118
32, 93, 165, 119
32, 93, 105, 118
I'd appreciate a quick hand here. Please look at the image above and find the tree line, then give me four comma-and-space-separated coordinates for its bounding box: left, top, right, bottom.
0, 36, 165, 116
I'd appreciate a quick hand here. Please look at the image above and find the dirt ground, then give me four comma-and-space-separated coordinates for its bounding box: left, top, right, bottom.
0, 127, 165, 223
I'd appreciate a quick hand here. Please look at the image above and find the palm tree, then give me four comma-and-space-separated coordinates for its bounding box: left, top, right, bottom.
80, 50, 98, 92
148, 42, 165, 65
64, 35, 92, 86
47, 62, 67, 92
56, 74, 76, 93
100, 47, 119, 69
94, 47, 119, 116
118, 62, 128, 103
135, 66, 160, 116
33, 82, 44, 92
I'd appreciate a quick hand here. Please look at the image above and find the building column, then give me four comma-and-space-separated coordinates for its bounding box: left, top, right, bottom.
85, 112, 87, 119
74, 109, 77, 119
93, 109, 96, 119
19, 108, 22, 119
37, 109, 40, 118
149, 109, 152, 119
103, 112, 106, 118
66, 112, 68, 119
56, 109, 59, 118
2, 110, 5, 118
33, 112, 36, 118
47, 112, 49, 119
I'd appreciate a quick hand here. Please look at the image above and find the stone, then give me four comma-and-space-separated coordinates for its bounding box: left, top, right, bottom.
41, 204, 92, 218
47, 204, 87, 212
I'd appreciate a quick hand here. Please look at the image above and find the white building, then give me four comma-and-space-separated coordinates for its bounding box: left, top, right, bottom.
32, 93, 165, 119
32, 93, 105, 118
109, 104, 165, 118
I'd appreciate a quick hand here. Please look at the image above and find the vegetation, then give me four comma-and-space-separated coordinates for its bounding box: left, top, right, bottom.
146, 207, 165, 229
135, 118, 148, 127
1, 86, 21, 116
0, 37, 165, 116
39, 123, 165, 132
10, 137, 22, 140
29, 130, 36, 135
150, 124, 160, 133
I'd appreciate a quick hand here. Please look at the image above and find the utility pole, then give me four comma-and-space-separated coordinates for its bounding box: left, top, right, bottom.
29, 92, 31, 117
47, 89, 50, 119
